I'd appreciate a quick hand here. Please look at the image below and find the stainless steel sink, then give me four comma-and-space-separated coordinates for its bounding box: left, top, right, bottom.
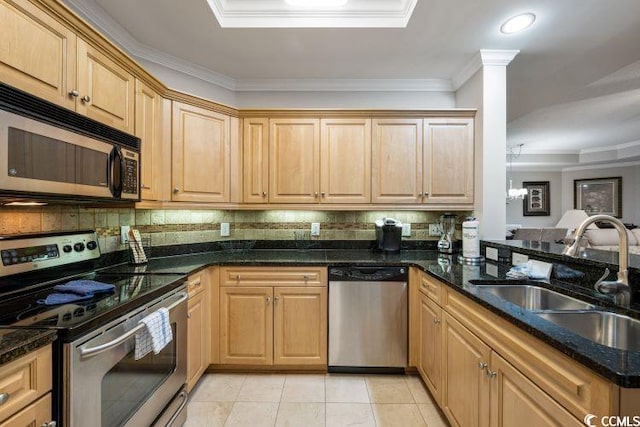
537, 311, 640, 352
476, 285, 597, 311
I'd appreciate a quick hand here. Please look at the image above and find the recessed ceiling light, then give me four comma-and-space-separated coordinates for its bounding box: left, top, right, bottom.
285, 0, 348, 7
500, 13, 536, 34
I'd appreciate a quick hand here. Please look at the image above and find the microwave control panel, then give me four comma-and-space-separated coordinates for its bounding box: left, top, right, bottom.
121, 148, 139, 198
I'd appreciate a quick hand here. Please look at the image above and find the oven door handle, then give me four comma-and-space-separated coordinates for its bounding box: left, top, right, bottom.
79, 292, 188, 359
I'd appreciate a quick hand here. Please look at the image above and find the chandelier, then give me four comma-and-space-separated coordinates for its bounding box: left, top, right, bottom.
507, 144, 527, 200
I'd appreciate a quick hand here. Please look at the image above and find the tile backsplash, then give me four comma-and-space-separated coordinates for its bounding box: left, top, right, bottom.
0, 207, 471, 253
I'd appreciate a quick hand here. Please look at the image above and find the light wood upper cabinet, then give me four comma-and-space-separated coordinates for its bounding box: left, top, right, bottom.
371, 118, 423, 204
320, 118, 371, 203
442, 313, 491, 427
423, 118, 474, 204
273, 287, 327, 365
269, 118, 320, 204
243, 118, 269, 203
172, 101, 231, 202
135, 80, 163, 201
0, 0, 77, 110
76, 38, 134, 133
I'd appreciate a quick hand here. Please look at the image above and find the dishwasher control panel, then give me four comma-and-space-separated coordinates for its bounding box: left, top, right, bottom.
329, 266, 407, 282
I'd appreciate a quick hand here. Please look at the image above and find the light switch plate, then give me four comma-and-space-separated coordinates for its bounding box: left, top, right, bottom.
486, 247, 499, 261
512, 252, 529, 265
120, 225, 130, 244
311, 223, 320, 236
402, 223, 411, 237
220, 222, 230, 237
428, 224, 440, 236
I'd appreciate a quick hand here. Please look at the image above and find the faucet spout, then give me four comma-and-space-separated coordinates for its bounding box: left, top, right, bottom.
562, 214, 630, 307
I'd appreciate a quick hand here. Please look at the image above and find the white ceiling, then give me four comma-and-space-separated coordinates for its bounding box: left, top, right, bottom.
63, 0, 640, 170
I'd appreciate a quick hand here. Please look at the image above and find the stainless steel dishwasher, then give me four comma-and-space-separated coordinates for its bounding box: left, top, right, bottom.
328, 266, 408, 373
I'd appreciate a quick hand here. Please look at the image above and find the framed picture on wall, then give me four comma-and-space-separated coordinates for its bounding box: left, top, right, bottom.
574, 177, 622, 217
522, 181, 550, 216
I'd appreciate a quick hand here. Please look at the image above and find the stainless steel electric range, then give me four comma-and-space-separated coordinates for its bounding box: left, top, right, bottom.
0, 230, 189, 427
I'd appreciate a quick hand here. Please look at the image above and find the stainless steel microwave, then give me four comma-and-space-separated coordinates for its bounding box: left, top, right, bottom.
0, 83, 140, 202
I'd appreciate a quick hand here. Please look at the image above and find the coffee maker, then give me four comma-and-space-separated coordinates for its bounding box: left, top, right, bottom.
375, 217, 403, 252
437, 213, 457, 254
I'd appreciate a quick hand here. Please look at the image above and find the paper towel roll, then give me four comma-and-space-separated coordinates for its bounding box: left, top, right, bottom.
462, 218, 480, 258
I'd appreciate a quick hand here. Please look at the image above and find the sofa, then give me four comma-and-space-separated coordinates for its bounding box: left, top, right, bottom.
582, 228, 640, 255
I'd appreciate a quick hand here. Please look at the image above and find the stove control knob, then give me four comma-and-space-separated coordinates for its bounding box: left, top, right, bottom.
86, 241, 98, 250
63, 245, 73, 253
73, 242, 85, 252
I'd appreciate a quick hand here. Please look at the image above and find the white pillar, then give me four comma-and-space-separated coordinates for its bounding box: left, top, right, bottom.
455, 50, 519, 240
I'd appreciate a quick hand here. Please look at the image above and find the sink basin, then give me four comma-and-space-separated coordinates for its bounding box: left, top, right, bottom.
476, 285, 596, 311
537, 311, 640, 352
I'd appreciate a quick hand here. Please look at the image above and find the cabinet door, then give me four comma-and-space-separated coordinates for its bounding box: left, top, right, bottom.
135, 80, 163, 201
273, 287, 327, 365
243, 118, 269, 203
320, 118, 371, 203
0, 393, 51, 427
219, 287, 273, 365
76, 38, 134, 133
419, 292, 443, 404
442, 313, 491, 427
172, 101, 231, 202
489, 353, 583, 427
0, 0, 76, 109
423, 118, 474, 204
371, 118, 423, 204
269, 118, 320, 204
187, 289, 206, 391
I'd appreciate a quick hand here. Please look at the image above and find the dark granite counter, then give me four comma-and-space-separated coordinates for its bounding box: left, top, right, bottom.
94, 246, 640, 388
0, 328, 57, 366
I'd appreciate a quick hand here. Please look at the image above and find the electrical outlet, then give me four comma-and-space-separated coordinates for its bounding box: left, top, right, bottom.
486, 247, 499, 261
220, 222, 230, 237
120, 225, 131, 244
428, 224, 440, 237
311, 222, 320, 236
512, 252, 529, 266
402, 223, 411, 237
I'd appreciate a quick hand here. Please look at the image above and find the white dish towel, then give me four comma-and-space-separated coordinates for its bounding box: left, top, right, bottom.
134, 307, 173, 360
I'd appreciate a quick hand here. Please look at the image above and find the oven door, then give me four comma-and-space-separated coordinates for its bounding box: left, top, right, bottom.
66, 287, 187, 427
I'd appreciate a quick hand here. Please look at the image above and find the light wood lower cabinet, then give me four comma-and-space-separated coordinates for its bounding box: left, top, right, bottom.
411, 268, 624, 427
187, 270, 211, 391
218, 267, 327, 367
0, 345, 52, 426
418, 291, 443, 405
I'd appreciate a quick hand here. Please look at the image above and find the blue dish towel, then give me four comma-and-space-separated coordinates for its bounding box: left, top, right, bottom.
53, 280, 115, 296
38, 280, 115, 306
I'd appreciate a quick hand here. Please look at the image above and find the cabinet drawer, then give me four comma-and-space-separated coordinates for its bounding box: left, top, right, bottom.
417, 272, 442, 304
187, 271, 207, 297
0, 345, 52, 423
0, 393, 51, 427
220, 267, 327, 287
443, 289, 612, 419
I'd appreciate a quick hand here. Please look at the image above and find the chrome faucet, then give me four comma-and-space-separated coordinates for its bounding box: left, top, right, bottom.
562, 214, 631, 307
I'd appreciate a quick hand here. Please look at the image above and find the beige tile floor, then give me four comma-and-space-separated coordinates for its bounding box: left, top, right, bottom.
185, 373, 449, 427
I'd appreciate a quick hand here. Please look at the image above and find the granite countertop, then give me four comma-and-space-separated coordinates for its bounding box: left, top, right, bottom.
102, 247, 640, 388
0, 328, 57, 366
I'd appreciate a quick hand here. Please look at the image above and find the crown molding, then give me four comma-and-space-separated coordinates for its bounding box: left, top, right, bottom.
235, 78, 452, 92
452, 49, 520, 90
205, 0, 418, 28
562, 159, 640, 172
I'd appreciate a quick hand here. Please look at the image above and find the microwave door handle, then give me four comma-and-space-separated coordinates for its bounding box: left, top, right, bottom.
108, 146, 124, 197
79, 292, 188, 359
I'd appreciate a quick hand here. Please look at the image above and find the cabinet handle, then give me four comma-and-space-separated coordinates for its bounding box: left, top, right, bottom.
68, 89, 79, 97
81, 95, 91, 103
42, 422, 57, 427
266, 296, 271, 303
424, 192, 429, 197
187, 313, 192, 319
173, 187, 180, 194
0, 392, 9, 406
141, 184, 151, 189
486, 369, 497, 379
314, 192, 319, 197
433, 318, 441, 324
321, 192, 326, 197
262, 192, 267, 197
303, 275, 309, 282
189, 278, 202, 288
478, 362, 487, 370
236, 274, 241, 281
274, 296, 279, 301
